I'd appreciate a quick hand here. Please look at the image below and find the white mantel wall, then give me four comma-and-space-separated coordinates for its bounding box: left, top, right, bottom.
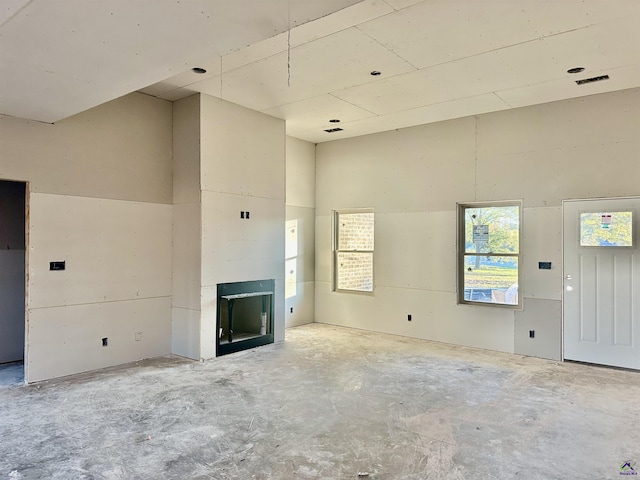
315, 88, 640, 360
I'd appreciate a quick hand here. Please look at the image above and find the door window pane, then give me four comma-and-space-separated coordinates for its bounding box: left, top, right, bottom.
579, 212, 633, 247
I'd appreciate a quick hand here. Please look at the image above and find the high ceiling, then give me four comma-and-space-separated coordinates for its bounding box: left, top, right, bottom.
2, 1, 639, 143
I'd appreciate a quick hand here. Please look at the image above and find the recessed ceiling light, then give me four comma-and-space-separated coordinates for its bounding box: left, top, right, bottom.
370, 71, 381, 76
567, 67, 585, 74
192, 67, 207, 74
329, 119, 341, 123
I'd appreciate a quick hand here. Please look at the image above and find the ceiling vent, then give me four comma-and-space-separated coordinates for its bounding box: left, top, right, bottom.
324, 127, 344, 133
575, 75, 609, 85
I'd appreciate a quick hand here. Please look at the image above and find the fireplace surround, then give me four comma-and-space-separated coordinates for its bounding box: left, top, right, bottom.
216, 279, 275, 356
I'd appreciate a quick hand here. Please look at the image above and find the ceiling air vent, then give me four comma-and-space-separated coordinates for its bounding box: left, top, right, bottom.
324, 127, 344, 133
575, 75, 609, 85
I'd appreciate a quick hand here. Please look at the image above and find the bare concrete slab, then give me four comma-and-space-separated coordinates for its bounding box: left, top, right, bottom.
0, 324, 638, 479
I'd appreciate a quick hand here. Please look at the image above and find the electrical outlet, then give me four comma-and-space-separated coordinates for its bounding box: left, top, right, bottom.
50, 261, 65, 271
408, 314, 412, 321
529, 330, 535, 338
135, 332, 142, 341
290, 307, 293, 314
102, 337, 108, 347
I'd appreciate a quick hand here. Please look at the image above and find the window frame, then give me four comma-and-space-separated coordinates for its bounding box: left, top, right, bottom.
456, 200, 523, 309
332, 208, 375, 295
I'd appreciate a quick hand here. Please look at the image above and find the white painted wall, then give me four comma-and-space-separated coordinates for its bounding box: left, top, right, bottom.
0, 93, 173, 382
286, 136, 316, 328
315, 88, 640, 360
200, 95, 286, 359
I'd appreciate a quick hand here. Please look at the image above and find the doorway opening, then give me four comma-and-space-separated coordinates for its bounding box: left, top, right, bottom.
0, 179, 27, 386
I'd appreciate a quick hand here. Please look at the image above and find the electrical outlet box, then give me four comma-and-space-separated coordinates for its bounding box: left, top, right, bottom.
408, 314, 412, 321
50, 261, 65, 271
538, 262, 552, 270
135, 332, 142, 341
529, 330, 535, 338
102, 337, 109, 347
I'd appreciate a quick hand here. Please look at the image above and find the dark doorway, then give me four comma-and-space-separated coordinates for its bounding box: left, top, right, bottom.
0, 180, 26, 378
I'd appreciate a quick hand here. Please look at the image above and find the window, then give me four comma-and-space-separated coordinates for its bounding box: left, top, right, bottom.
333, 209, 374, 293
457, 201, 521, 307
579, 211, 633, 247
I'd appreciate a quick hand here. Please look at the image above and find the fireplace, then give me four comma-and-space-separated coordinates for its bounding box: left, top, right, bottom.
216, 279, 275, 356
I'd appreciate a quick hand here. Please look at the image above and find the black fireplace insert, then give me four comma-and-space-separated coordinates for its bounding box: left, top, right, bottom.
216, 279, 275, 356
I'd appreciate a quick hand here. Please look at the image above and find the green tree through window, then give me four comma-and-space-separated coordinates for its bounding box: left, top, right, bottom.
458, 202, 521, 307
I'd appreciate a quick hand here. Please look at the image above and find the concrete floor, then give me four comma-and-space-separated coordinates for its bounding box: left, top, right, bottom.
0, 324, 638, 480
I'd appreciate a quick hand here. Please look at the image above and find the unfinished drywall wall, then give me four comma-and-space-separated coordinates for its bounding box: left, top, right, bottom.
0, 180, 26, 364
315, 88, 640, 360
0, 92, 173, 382
285, 136, 316, 327
172, 95, 202, 360
170, 94, 286, 360
200, 94, 286, 359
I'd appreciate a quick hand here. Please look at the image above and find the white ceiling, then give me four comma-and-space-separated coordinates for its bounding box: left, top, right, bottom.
2, 1, 639, 143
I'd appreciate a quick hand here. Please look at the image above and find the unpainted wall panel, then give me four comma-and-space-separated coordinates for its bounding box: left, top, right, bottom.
286, 136, 316, 209
315, 117, 476, 216
173, 95, 201, 205
171, 307, 200, 360
200, 95, 285, 200
477, 89, 640, 158
0, 93, 172, 203
28, 297, 171, 383
521, 207, 562, 301
29, 194, 172, 308
201, 191, 285, 288
476, 141, 640, 208
200, 285, 218, 360
285, 280, 315, 328
315, 281, 515, 353
286, 206, 315, 284
374, 211, 456, 292
514, 298, 561, 360
172, 202, 201, 310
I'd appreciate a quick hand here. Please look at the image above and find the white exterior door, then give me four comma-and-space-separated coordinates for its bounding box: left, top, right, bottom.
563, 198, 640, 369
